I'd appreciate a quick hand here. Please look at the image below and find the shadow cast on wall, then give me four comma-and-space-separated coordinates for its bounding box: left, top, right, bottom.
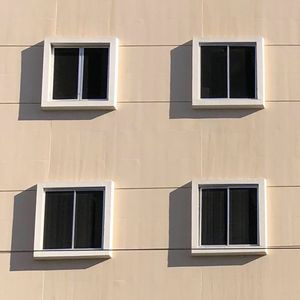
18, 42, 111, 121
10, 186, 106, 271
168, 182, 262, 267
169, 41, 261, 119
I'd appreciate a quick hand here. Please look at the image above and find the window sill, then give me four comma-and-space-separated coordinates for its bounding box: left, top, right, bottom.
41, 99, 116, 110
33, 249, 112, 259
191, 247, 267, 256
192, 99, 264, 109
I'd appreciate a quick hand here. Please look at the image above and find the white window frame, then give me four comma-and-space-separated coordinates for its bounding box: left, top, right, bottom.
191, 179, 267, 255
34, 181, 114, 259
192, 38, 264, 109
41, 37, 118, 110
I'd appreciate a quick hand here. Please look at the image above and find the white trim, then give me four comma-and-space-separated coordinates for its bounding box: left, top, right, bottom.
192, 37, 265, 109
34, 181, 114, 259
41, 37, 119, 110
191, 248, 266, 256
34, 250, 111, 259
191, 179, 267, 256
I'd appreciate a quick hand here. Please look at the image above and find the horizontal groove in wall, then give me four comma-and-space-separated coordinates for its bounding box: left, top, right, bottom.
120, 44, 191, 47
2, 100, 300, 105
119, 101, 187, 103
265, 100, 300, 103
2, 185, 300, 193
0, 101, 190, 104
0, 44, 186, 48
265, 44, 300, 47
0, 43, 299, 48
4, 246, 300, 253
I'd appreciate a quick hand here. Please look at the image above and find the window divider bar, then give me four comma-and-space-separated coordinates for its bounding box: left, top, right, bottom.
77, 48, 84, 100
227, 188, 230, 246
227, 45, 230, 99
71, 191, 77, 249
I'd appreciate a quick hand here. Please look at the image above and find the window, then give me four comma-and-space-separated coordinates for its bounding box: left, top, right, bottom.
192, 38, 264, 108
191, 179, 266, 255
34, 182, 114, 259
41, 38, 118, 109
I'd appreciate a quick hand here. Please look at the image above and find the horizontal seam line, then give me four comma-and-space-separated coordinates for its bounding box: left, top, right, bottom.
119, 101, 185, 103
2, 185, 300, 193
265, 44, 300, 47
0, 44, 188, 48
267, 185, 300, 188
117, 186, 185, 190
120, 45, 191, 47
0, 187, 185, 193
5, 246, 300, 253
2, 101, 300, 105
0, 44, 300, 48
265, 100, 300, 102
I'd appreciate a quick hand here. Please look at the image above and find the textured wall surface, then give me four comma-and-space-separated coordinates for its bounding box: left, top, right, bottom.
2, 0, 300, 299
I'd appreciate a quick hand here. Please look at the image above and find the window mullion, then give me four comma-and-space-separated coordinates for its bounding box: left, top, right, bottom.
77, 48, 84, 100
227, 187, 230, 246
227, 45, 230, 99
71, 190, 77, 249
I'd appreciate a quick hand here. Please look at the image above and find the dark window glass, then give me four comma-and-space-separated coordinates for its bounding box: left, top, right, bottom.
43, 192, 74, 249
201, 46, 227, 98
74, 191, 104, 248
53, 48, 79, 99
229, 46, 256, 98
229, 188, 258, 244
82, 48, 109, 99
201, 189, 227, 245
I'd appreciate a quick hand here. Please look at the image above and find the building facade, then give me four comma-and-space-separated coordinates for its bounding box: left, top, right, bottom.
1, 0, 300, 299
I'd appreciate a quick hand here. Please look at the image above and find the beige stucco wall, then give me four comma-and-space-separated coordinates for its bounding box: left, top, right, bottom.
2, 0, 300, 299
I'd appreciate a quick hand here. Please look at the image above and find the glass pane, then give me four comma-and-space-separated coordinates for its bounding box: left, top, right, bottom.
53, 48, 79, 99
82, 48, 109, 99
229, 188, 258, 244
201, 46, 227, 98
74, 191, 104, 248
43, 191, 74, 249
229, 46, 256, 98
201, 189, 227, 245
